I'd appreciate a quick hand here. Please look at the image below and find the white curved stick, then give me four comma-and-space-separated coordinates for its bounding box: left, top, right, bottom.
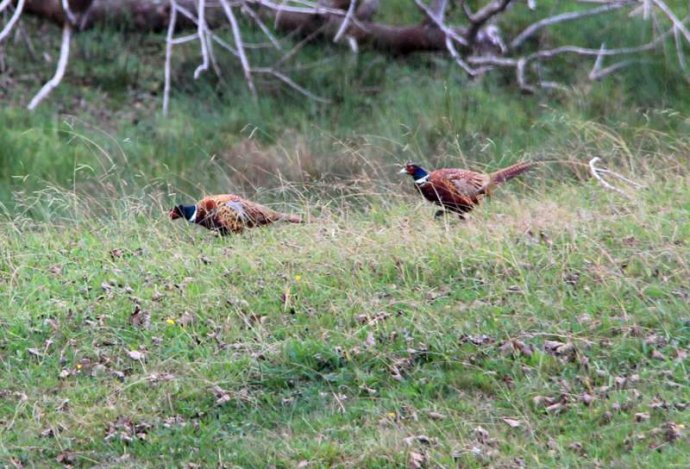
28, 22, 72, 110
0, 0, 26, 44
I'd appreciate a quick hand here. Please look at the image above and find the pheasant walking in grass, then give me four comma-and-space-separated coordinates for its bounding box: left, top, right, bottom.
400, 161, 535, 218
169, 194, 302, 234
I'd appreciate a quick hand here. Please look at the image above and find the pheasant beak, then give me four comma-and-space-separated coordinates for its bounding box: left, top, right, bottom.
399, 167, 408, 174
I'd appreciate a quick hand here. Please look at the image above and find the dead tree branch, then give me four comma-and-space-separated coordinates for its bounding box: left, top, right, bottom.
2, 0, 689, 110
27, 21, 72, 109
0, 0, 25, 44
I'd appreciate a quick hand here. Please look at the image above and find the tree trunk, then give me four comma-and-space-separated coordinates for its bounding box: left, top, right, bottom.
22, 0, 470, 55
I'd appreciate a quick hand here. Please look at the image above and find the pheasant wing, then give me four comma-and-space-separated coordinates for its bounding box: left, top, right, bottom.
445, 170, 490, 197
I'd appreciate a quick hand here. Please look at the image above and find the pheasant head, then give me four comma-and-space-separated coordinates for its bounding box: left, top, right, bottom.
400, 162, 429, 183
169, 204, 197, 222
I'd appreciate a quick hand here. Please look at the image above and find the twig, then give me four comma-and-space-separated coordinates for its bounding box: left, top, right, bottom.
414, 0, 468, 46
60, 0, 77, 26
589, 59, 636, 80
652, 0, 690, 43
0, 0, 12, 13
0, 0, 25, 44
220, 0, 257, 99
193, 0, 210, 79
511, 1, 633, 50
27, 22, 72, 110
163, 0, 178, 116
589, 157, 643, 199
241, 4, 282, 50
333, 0, 356, 43
673, 23, 687, 71
252, 67, 330, 102
445, 36, 483, 76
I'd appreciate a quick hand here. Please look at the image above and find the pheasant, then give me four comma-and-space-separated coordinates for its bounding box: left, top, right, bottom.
400, 161, 534, 218
169, 194, 302, 234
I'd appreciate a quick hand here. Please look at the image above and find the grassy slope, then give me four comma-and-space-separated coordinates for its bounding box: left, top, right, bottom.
2, 2, 690, 467
1, 166, 689, 467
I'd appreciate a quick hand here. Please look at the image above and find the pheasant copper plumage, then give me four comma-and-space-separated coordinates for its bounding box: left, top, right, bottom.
169, 194, 302, 234
400, 161, 534, 218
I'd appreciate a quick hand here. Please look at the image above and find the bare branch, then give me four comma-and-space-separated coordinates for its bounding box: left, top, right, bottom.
60, 0, 77, 26
0, 0, 13, 13
414, 0, 468, 46
27, 22, 72, 110
193, 0, 210, 79
511, 1, 634, 50
333, 0, 356, 43
651, 0, 690, 43
220, 0, 257, 98
252, 67, 331, 103
589, 157, 644, 199
163, 0, 178, 116
241, 4, 282, 50
0, 0, 25, 44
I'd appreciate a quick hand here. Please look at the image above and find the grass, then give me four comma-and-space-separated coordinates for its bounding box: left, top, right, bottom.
1, 152, 689, 466
1, 3, 690, 466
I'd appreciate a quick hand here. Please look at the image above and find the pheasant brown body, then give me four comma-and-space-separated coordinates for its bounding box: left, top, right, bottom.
170, 194, 302, 234
402, 161, 534, 217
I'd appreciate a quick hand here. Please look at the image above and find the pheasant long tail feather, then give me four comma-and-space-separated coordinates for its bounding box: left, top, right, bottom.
281, 213, 303, 224
490, 161, 535, 185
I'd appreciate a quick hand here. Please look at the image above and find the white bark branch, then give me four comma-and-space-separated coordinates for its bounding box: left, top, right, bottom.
27, 22, 72, 110
333, 0, 356, 43
220, 0, 257, 98
589, 157, 644, 199
0, 0, 13, 13
651, 0, 690, 43
511, 1, 634, 50
0, 0, 25, 44
193, 0, 210, 80
252, 67, 330, 102
163, 0, 178, 116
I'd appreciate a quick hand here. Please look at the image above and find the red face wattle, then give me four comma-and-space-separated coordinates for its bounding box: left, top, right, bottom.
404, 163, 417, 175
169, 207, 182, 220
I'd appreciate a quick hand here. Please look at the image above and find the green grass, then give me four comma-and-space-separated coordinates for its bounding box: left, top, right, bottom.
1, 159, 688, 466
2, 3, 690, 465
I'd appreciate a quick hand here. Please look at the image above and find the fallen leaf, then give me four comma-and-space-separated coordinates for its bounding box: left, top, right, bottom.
502, 418, 522, 428
664, 422, 682, 442
126, 350, 144, 361
129, 305, 150, 329
178, 311, 196, 327
582, 393, 595, 406
546, 403, 566, 414
651, 349, 666, 361
568, 442, 585, 455
427, 411, 446, 420
635, 412, 650, 422
56, 452, 75, 465
365, 333, 376, 348
403, 435, 433, 446
461, 334, 494, 346
27, 348, 42, 358
408, 451, 426, 469
474, 426, 490, 444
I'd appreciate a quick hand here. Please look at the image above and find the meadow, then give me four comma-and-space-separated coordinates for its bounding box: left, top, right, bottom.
1, 4, 690, 467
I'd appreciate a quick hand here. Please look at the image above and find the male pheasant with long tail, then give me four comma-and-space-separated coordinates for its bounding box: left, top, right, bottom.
169, 194, 302, 234
400, 161, 534, 218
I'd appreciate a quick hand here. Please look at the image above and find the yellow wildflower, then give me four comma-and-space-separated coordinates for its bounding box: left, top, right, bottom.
166, 318, 176, 325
